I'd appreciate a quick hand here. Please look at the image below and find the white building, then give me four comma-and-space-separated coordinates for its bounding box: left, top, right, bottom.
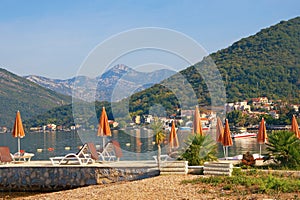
225, 101, 251, 113
269, 110, 279, 119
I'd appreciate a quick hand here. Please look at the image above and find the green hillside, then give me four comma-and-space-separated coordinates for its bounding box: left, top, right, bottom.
213, 17, 300, 102
128, 16, 300, 115
0, 68, 71, 127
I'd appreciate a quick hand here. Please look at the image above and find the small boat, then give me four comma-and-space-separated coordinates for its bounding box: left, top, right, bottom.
231, 132, 257, 139
179, 125, 210, 131
202, 124, 211, 131
178, 126, 191, 131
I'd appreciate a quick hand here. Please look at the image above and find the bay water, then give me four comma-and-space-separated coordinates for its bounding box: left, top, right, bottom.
0, 128, 266, 161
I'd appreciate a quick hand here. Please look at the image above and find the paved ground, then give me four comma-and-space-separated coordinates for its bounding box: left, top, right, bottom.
0, 160, 158, 168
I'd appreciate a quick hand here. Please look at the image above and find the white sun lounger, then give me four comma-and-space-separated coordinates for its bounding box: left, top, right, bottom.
98, 140, 123, 162
50, 143, 97, 165
153, 155, 173, 163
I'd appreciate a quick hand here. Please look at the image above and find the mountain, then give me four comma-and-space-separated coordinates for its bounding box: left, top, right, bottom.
0, 68, 71, 127
24, 75, 95, 99
95, 65, 177, 102
211, 17, 300, 102
25, 64, 176, 102
128, 16, 300, 115
25, 16, 300, 128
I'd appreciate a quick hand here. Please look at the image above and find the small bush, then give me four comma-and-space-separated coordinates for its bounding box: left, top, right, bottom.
232, 167, 242, 176
182, 170, 300, 194
179, 134, 218, 166
223, 184, 232, 190
266, 130, 300, 169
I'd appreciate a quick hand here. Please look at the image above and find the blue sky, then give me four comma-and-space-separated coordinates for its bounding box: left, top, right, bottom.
0, 0, 299, 78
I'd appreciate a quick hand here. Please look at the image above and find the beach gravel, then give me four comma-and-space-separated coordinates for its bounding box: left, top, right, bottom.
4, 175, 299, 200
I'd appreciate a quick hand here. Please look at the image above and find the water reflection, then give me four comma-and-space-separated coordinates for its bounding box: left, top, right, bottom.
220, 137, 267, 157
0, 128, 267, 160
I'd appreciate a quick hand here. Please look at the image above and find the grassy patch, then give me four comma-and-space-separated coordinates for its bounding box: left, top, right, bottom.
181, 169, 300, 195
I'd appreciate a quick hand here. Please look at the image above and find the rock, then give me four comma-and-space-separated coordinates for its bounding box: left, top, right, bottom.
242, 152, 256, 166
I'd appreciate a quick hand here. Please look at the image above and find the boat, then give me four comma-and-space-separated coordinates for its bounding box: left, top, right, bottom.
178, 126, 191, 131
231, 132, 257, 139
178, 124, 211, 131
202, 124, 210, 131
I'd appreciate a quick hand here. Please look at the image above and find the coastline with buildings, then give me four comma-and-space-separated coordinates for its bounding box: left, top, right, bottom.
17, 96, 298, 134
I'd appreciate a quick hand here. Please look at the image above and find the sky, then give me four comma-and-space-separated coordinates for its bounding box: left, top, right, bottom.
0, 0, 299, 79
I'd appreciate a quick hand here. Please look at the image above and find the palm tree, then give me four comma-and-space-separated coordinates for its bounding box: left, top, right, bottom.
151, 118, 165, 169
180, 134, 218, 166
266, 130, 300, 169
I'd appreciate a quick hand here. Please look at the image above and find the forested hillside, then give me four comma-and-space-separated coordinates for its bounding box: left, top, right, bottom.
213, 17, 300, 102
128, 16, 300, 116
0, 69, 71, 127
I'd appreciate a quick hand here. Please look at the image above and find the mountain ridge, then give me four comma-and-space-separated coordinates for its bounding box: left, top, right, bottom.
127, 16, 300, 116
25, 64, 176, 102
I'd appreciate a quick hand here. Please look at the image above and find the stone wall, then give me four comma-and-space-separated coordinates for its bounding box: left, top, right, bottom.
0, 166, 159, 192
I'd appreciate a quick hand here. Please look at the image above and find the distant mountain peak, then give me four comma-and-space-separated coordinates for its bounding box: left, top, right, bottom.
111, 64, 131, 71
25, 64, 176, 102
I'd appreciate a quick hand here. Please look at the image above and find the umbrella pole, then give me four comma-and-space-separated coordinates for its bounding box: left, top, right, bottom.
227, 146, 229, 160
259, 144, 262, 159
18, 137, 20, 154
223, 146, 226, 159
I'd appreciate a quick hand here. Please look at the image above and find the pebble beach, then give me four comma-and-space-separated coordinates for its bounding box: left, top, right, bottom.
2, 174, 298, 200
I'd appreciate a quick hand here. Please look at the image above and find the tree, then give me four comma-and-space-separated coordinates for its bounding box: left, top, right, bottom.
179, 134, 218, 166
266, 130, 300, 169
226, 110, 245, 127
151, 118, 165, 169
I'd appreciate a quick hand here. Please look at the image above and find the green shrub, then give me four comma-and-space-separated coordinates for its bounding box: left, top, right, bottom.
223, 184, 232, 190
179, 134, 218, 166
232, 167, 242, 176
182, 170, 300, 194
266, 130, 300, 169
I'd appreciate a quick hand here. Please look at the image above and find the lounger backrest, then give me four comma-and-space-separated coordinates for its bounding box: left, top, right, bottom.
104, 142, 114, 153
87, 143, 99, 160
0, 146, 13, 163
76, 144, 88, 157
110, 140, 123, 158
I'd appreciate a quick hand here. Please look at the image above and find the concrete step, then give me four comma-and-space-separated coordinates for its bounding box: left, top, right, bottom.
204, 162, 233, 168
160, 171, 188, 175
203, 171, 232, 176
160, 168, 187, 172
203, 167, 233, 172
160, 161, 188, 175
203, 162, 233, 176
161, 162, 188, 168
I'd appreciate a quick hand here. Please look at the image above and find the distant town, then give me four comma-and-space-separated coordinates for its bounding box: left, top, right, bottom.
0, 96, 298, 134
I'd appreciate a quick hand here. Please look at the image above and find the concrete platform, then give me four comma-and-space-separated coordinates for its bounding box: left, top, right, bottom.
0, 160, 159, 192
0, 160, 158, 168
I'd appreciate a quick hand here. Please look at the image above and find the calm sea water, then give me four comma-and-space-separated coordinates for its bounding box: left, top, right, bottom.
0, 128, 266, 161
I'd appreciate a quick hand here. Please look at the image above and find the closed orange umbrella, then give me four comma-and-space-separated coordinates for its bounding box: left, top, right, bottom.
169, 120, 179, 151
216, 117, 225, 158
12, 111, 25, 154
216, 117, 224, 143
135, 129, 141, 153
97, 107, 112, 146
291, 115, 300, 139
193, 106, 203, 135
257, 117, 267, 158
222, 119, 233, 159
